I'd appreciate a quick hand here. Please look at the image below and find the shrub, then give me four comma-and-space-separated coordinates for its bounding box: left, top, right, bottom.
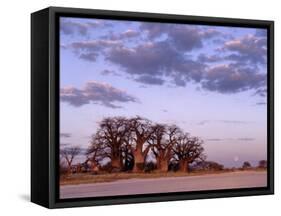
144, 161, 157, 173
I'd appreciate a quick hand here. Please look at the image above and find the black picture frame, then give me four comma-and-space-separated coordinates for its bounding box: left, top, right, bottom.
31, 6, 274, 208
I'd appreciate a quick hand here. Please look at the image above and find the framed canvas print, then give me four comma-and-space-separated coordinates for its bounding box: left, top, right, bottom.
31, 6, 274, 208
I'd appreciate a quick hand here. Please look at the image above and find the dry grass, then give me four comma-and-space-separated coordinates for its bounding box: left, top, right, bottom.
60, 168, 266, 186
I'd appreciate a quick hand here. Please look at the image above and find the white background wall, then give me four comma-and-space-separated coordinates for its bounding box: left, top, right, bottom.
0, 0, 279, 215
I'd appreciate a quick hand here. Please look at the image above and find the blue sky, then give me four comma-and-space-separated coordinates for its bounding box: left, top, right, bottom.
59, 17, 267, 168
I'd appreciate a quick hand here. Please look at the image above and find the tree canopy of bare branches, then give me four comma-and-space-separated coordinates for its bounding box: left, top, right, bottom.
87, 116, 206, 173
87, 117, 131, 171
242, 161, 252, 169
172, 134, 205, 172
258, 160, 267, 168
149, 124, 180, 171
60, 146, 81, 172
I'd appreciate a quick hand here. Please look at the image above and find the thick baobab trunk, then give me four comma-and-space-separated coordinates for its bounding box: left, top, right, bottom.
111, 157, 122, 172
157, 158, 169, 172
66, 161, 72, 174
156, 158, 161, 170
156, 154, 168, 172
133, 147, 145, 172
179, 160, 190, 172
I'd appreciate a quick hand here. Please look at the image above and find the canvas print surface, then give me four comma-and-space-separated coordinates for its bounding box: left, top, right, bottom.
59, 17, 268, 199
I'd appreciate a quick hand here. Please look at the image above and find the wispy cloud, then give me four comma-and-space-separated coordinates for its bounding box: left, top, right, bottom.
60, 133, 71, 138
100, 69, 120, 76
237, 138, 255, 141
254, 88, 267, 97
135, 75, 165, 85
197, 120, 210, 126
219, 120, 254, 124
206, 138, 223, 141
60, 143, 70, 147
60, 80, 138, 108
256, 102, 267, 106
197, 120, 254, 126
206, 137, 255, 142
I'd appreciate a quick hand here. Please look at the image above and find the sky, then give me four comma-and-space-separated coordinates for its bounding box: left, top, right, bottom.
59, 17, 267, 168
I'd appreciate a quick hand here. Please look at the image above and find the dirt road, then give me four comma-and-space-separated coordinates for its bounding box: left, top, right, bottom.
60, 171, 267, 199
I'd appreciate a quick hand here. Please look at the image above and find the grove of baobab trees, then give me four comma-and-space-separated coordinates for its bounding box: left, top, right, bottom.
86, 116, 206, 173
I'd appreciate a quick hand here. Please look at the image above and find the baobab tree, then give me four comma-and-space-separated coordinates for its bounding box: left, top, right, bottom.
242, 161, 251, 169
149, 124, 180, 172
172, 134, 205, 172
129, 116, 156, 172
258, 160, 267, 168
60, 146, 81, 173
86, 135, 107, 171
88, 117, 131, 171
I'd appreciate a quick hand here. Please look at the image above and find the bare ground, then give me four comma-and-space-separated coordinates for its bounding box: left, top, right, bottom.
60, 170, 267, 199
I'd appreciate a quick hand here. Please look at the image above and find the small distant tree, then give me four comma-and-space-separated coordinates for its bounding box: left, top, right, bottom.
242, 161, 251, 169
209, 162, 224, 171
60, 146, 81, 173
258, 160, 267, 169
195, 161, 224, 171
